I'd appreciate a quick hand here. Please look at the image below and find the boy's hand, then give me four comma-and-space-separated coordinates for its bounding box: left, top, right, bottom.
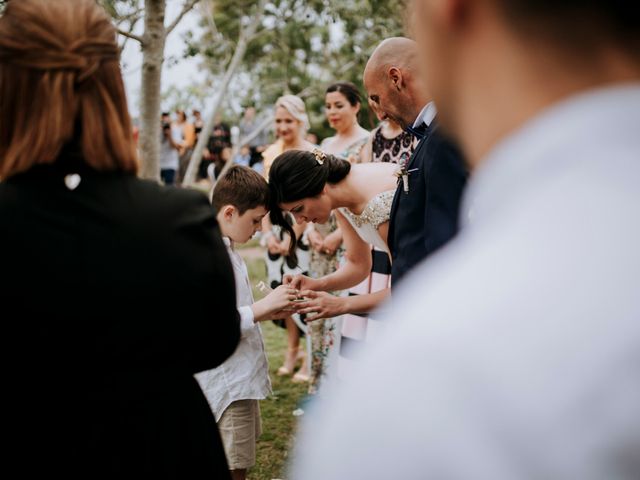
251, 285, 299, 322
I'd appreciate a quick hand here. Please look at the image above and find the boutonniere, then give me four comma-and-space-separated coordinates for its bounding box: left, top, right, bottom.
395, 166, 419, 194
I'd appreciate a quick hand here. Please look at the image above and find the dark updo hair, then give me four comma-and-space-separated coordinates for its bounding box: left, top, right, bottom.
268, 150, 351, 258
326, 82, 362, 107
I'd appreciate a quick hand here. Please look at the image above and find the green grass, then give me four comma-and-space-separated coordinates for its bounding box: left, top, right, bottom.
240, 252, 308, 480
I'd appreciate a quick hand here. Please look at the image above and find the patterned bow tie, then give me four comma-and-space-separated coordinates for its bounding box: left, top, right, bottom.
405, 122, 428, 140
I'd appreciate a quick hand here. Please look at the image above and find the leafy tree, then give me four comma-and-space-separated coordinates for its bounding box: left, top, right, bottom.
100, 0, 201, 180
189, 0, 407, 138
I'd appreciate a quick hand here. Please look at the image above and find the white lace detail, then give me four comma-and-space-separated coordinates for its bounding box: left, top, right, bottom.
341, 190, 395, 230
339, 189, 395, 253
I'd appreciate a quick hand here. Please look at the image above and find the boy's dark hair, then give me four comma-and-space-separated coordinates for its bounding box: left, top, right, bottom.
212, 165, 269, 214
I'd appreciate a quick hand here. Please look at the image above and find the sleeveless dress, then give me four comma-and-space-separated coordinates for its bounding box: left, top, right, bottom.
337, 189, 395, 380
261, 140, 311, 334
308, 137, 366, 394
371, 125, 415, 164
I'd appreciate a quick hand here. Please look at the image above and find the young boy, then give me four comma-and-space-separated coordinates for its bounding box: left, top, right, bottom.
196, 166, 298, 480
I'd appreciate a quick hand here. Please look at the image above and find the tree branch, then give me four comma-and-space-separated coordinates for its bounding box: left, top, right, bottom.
114, 6, 145, 27
117, 28, 144, 45
166, 0, 200, 36
198, 0, 219, 38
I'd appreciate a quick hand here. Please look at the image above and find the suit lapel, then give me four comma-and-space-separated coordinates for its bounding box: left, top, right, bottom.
388, 135, 429, 255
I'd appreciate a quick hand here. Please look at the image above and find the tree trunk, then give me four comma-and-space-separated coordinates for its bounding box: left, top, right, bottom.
138, 0, 166, 180
182, 0, 267, 187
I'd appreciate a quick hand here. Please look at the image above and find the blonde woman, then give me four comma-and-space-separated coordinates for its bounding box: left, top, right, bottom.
261, 95, 315, 382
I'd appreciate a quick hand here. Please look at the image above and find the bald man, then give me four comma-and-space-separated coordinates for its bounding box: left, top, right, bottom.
363, 37, 468, 285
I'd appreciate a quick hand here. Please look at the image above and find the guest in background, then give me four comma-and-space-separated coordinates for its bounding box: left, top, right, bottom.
203, 114, 232, 181
193, 109, 204, 141
233, 145, 252, 167
306, 132, 319, 145
361, 100, 416, 165
239, 106, 269, 168
175, 109, 196, 184
314, 81, 379, 383
0, 0, 240, 477
160, 112, 181, 185
261, 95, 315, 382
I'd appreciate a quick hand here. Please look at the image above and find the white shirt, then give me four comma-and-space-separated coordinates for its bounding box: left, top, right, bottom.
413, 101, 437, 128
196, 237, 271, 421
159, 124, 182, 170
292, 84, 640, 479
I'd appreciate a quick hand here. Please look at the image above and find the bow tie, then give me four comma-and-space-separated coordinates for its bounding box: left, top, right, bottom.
405, 122, 429, 140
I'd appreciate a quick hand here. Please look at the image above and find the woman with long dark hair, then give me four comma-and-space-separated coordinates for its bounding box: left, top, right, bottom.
269, 149, 400, 375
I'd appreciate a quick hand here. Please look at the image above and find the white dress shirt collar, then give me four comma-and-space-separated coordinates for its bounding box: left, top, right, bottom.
462, 83, 640, 228
413, 101, 437, 128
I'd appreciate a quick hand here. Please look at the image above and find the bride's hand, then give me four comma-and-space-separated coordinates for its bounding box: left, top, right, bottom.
294, 290, 346, 321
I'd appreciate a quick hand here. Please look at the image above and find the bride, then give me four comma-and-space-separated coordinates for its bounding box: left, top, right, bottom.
268, 149, 399, 320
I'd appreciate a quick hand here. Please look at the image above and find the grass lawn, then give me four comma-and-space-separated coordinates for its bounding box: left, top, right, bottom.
240, 246, 309, 480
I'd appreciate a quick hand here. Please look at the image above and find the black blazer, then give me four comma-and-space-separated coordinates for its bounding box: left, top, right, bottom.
388, 122, 468, 286
1, 152, 240, 477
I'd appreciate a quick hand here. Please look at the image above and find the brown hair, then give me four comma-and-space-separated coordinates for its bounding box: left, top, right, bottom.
212, 165, 270, 215
495, 0, 640, 57
0, 0, 138, 179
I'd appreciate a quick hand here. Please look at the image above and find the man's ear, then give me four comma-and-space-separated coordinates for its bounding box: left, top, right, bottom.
389, 66, 403, 91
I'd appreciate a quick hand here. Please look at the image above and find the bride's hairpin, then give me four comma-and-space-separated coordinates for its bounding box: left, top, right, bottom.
312, 148, 326, 165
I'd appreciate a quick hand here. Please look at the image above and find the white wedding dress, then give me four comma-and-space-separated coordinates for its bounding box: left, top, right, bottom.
335, 189, 395, 380
338, 189, 395, 254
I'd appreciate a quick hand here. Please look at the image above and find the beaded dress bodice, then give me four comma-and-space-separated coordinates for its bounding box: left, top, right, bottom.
339, 189, 395, 253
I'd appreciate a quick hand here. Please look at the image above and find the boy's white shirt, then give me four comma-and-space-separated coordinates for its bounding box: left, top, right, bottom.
195, 236, 272, 422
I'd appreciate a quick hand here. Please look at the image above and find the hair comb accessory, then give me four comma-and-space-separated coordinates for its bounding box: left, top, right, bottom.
312, 148, 326, 165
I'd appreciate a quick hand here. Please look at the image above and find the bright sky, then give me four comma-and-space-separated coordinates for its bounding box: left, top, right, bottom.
120, 1, 205, 120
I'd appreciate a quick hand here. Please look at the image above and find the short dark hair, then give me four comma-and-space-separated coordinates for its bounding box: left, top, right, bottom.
268, 150, 351, 256
495, 0, 640, 56
212, 165, 269, 215
326, 82, 362, 107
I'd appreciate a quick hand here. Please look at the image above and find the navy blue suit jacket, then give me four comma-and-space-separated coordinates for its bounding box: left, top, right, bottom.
388, 122, 468, 286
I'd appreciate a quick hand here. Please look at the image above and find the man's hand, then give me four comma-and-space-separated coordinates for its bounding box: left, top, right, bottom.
251, 285, 299, 322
